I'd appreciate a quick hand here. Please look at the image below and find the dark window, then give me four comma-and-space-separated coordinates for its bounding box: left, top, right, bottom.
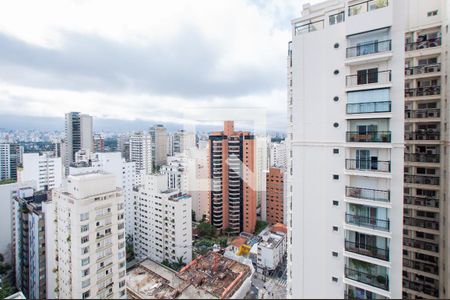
333, 200, 339, 206
333, 174, 339, 180
333, 148, 339, 154
332, 251, 338, 257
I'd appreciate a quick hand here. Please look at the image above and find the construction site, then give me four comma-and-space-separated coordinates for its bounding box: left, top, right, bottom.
126, 252, 253, 299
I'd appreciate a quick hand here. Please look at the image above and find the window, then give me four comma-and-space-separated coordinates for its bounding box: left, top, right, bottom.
332, 251, 338, 257
427, 10, 438, 17
357, 68, 379, 84
332, 276, 338, 282
333, 226, 338, 231
329, 11, 344, 25
82, 268, 90, 277
80, 212, 89, 221
333, 148, 339, 154
81, 257, 90, 266
82, 279, 90, 288
333, 174, 339, 180
81, 224, 89, 233
81, 236, 89, 244
333, 200, 339, 206
82, 291, 90, 299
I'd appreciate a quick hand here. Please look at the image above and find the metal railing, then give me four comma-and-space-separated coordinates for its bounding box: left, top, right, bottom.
404, 196, 439, 208
346, 40, 391, 58
404, 153, 440, 163
403, 237, 439, 253
344, 267, 389, 290
405, 131, 440, 141
345, 213, 390, 231
346, 186, 390, 202
346, 131, 391, 143
345, 240, 389, 261
346, 70, 391, 87
405, 108, 440, 119
403, 279, 439, 297
404, 174, 440, 186
405, 86, 440, 97
295, 19, 324, 35
345, 159, 391, 172
346, 101, 391, 114
405, 63, 441, 76
404, 216, 439, 230
405, 38, 441, 51
348, 0, 389, 16
403, 258, 438, 274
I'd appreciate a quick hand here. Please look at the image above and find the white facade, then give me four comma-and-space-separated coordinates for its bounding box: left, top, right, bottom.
173, 130, 196, 154
129, 132, 152, 180
19, 152, 62, 191
269, 141, 287, 170
0, 143, 11, 180
45, 172, 127, 299
255, 136, 269, 221
288, 1, 405, 298
257, 229, 286, 273
133, 174, 192, 264
149, 125, 168, 168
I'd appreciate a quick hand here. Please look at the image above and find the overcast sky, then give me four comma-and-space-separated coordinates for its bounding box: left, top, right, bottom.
0, 0, 317, 131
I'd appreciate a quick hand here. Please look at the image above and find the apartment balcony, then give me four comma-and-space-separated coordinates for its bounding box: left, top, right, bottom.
346, 131, 391, 143
403, 237, 439, 253
405, 131, 440, 141
404, 196, 439, 208
404, 175, 439, 186
294, 19, 324, 36
347, 101, 391, 114
404, 153, 440, 163
346, 70, 391, 88
345, 240, 389, 261
348, 0, 389, 17
405, 109, 440, 119
346, 186, 390, 202
405, 64, 441, 76
404, 216, 439, 230
345, 213, 390, 231
405, 86, 440, 97
405, 38, 441, 51
403, 279, 439, 298
403, 258, 438, 274
344, 267, 389, 291
346, 40, 391, 58
345, 159, 391, 172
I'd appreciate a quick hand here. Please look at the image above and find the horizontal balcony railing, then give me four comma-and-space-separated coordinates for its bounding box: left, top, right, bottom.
345, 159, 391, 172
345, 213, 390, 231
346, 131, 391, 143
404, 216, 439, 230
403, 237, 439, 253
346, 101, 391, 114
294, 19, 324, 36
405, 63, 441, 76
344, 267, 389, 291
346, 186, 390, 202
345, 240, 389, 261
405, 109, 440, 119
404, 153, 440, 163
404, 196, 439, 208
346, 70, 391, 87
403, 279, 439, 297
405, 38, 441, 51
346, 40, 392, 58
405, 131, 440, 141
404, 175, 440, 186
348, 0, 389, 16
405, 86, 440, 97
403, 258, 438, 274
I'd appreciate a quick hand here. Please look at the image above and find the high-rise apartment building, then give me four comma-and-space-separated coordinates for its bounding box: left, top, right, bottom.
13, 188, 48, 299
287, 0, 405, 298
255, 136, 269, 221
45, 172, 127, 299
403, 1, 450, 298
93, 133, 105, 153
269, 140, 287, 170
0, 143, 23, 181
64, 112, 93, 176
133, 174, 192, 264
129, 132, 152, 178
208, 121, 256, 234
173, 130, 196, 154
18, 152, 62, 191
149, 124, 168, 168
266, 167, 285, 225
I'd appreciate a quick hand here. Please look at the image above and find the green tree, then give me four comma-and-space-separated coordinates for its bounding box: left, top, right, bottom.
197, 221, 216, 238
0, 283, 15, 299
255, 220, 268, 235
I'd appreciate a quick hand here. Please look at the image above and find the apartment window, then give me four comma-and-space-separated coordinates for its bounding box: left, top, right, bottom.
119, 280, 125, 288
81, 236, 89, 244
81, 224, 89, 233
82, 291, 90, 299
332, 276, 338, 282
332, 226, 338, 232
333, 148, 339, 154
333, 200, 339, 206
333, 174, 339, 180
347, 27, 391, 57
332, 251, 338, 257
82, 279, 90, 288
82, 268, 90, 277
427, 10, 438, 17
80, 212, 89, 221
329, 11, 344, 25
81, 257, 90, 266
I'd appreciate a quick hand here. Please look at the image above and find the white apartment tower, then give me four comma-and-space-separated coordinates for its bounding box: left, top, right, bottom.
149, 125, 168, 168
18, 152, 63, 191
64, 112, 93, 176
133, 174, 192, 264
44, 172, 127, 299
270, 140, 287, 170
129, 132, 152, 179
288, 0, 405, 298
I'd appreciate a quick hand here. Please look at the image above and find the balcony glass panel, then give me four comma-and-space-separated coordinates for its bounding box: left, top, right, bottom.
345, 159, 391, 172
347, 88, 391, 114
346, 70, 391, 87
347, 28, 391, 58
345, 286, 388, 299
345, 231, 389, 261
294, 19, 324, 36
346, 186, 390, 202
345, 258, 389, 290
346, 204, 389, 231
405, 63, 440, 76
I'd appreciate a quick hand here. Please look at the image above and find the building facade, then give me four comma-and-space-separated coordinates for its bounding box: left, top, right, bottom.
266, 167, 285, 225
64, 112, 93, 176
149, 125, 168, 168
18, 152, 62, 191
0, 143, 22, 181
129, 132, 152, 178
93, 134, 105, 153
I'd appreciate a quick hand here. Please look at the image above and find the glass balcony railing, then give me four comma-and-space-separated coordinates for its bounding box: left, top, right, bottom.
345, 159, 391, 172
346, 40, 392, 58
404, 153, 440, 163
346, 101, 391, 114
348, 0, 389, 17
345, 213, 390, 231
345, 266, 389, 290
294, 19, 324, 36
345, 240, 389, 261
405, 109, 440, 119
404, 216, 439, 230
346, 70, 391, 87
405, 63, 441, 76
405, 86, 440, 97
346, 131, 391, 143
405, 131, 440, 141
404, 195, 439, 208
346, 186, 390, 202
405, 38, 441, 51
403, 237, 439, 253
404, 174, 440, 186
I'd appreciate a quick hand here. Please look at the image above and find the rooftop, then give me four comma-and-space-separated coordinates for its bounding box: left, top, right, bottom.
259, 230, 285, 250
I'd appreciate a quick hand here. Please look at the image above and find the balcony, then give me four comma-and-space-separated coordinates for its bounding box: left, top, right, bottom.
345, 159, 391, 172
347, 101, 391, 114
405, 131, 440, 141
346, 40, 391, 58
403, 237, 439, 253
346, 70, 391, 87
404, 196, 439, 208
294, 19, 324, 36
346, 213, 390, 231
404, 153, 439, 163
346, 131, 391, 143
346, 186, 390, 202
405, 86, 440, 97
345, 267, 389, 291
345, 240, 389, 261
405, 38, 441, 51
405, 109, 440, 119
405, 64, 441, 76
404, 175, 439, 186
403, 258, 438, 274
403, 279, 439, 297
348, 0, 389, 16
404, 216, 439, 230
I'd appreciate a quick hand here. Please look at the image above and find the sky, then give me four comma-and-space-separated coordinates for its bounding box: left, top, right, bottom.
0, 0, 317, 132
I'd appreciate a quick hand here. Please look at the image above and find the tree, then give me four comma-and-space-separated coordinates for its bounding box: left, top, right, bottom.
197, 222, 216, 238
0, 283, 15, 299
255, 220, 268, 235
224, 227, 234, 237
